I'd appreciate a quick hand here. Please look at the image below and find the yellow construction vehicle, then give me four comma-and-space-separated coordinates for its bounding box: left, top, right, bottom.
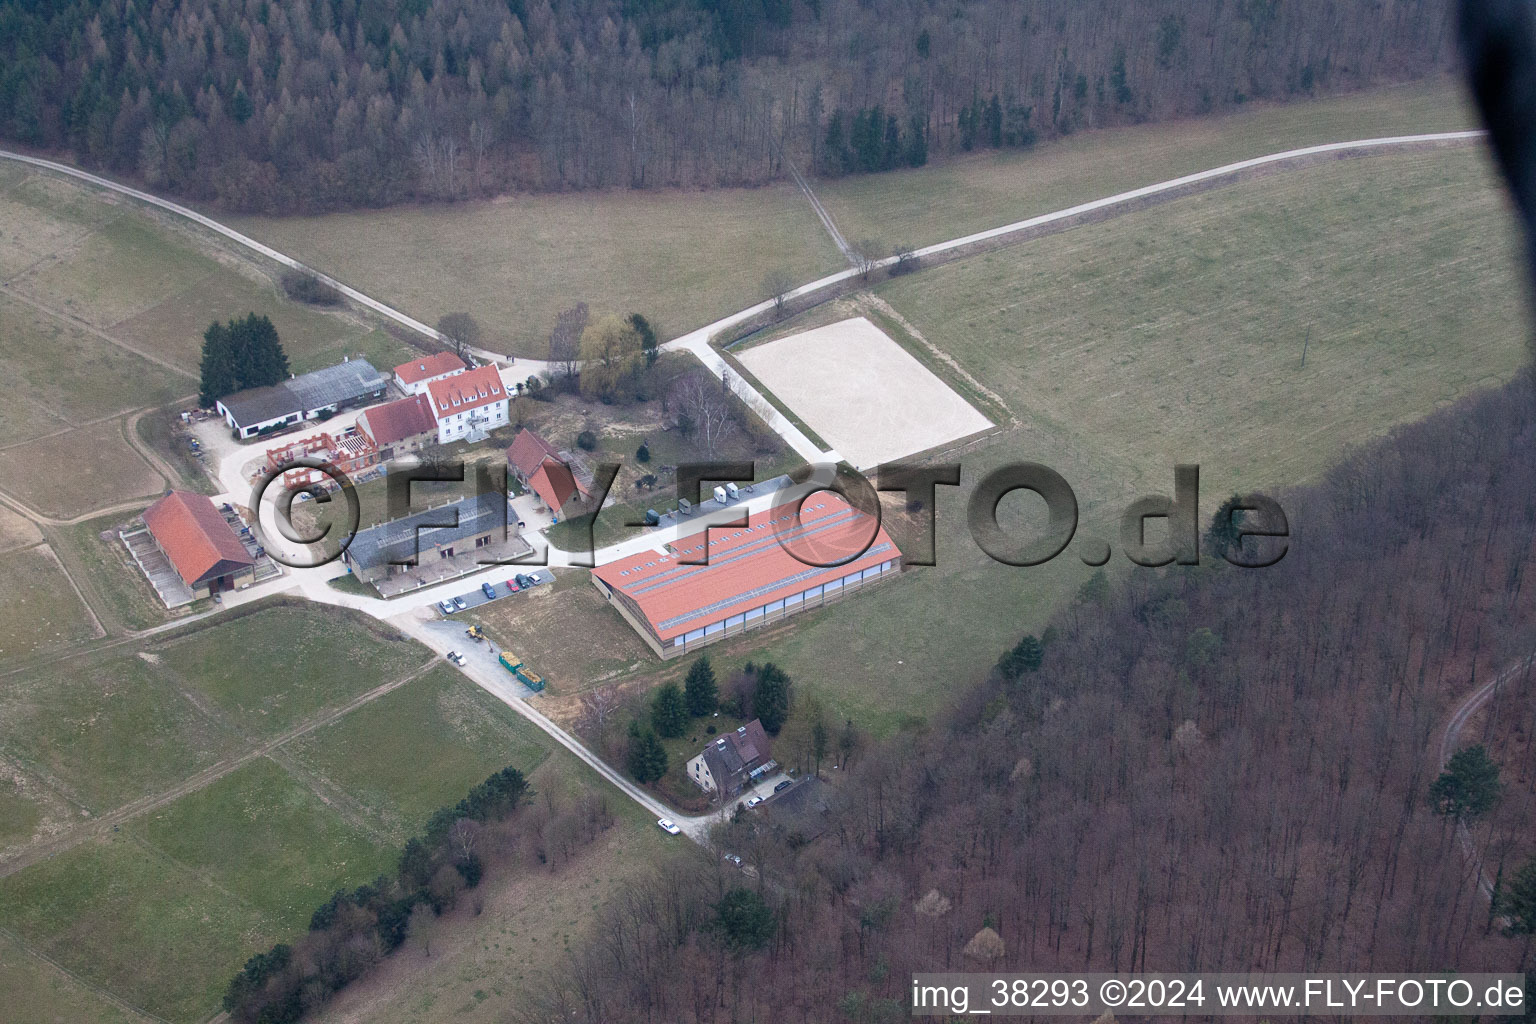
464, 624, 486, 642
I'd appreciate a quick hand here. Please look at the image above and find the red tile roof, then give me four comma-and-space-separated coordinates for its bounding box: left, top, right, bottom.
426, 365, 505, 421
357, 393, 438, 446
507, 428, 563, 478
142, 491, 255, 587
529, 458, 586, 513
394, 351, 466, 385
592, 493, 900, 642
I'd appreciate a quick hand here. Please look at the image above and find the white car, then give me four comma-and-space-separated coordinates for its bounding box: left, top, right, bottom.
446, 651, 467, 666
745, 795, 763, 809
438, 599, 455, 615
452, 596, 468, 611
656, 818, 681, 835
723, 853, 743, 867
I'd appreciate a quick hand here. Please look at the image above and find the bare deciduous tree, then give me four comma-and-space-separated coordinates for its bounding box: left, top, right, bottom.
762, 267, 794, 317
437, 312, 481, 360
669, 368, 740, 458
549, 302, 589, 379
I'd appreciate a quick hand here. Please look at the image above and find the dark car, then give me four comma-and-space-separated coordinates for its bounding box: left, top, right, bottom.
773, 779, 793, 793
514, 573, 533, 589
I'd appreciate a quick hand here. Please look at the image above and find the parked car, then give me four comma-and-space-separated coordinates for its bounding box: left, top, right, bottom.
723, 853, 742, 867
773, 779, 793, 793
656, 818, 682, 836
745, 795, 763, 809
505, 579, 520, 593
446, 651, 467, 666
438, 599, 455, 615
514, 573, 533, 589
452, 596, 468, 611
481, 581, 497, 600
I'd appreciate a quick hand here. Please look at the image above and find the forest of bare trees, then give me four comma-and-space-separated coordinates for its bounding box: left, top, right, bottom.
514, 371, 1536, 1022
0, 0, 1459, 212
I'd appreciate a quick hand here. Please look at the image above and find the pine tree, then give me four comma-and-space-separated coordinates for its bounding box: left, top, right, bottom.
752, 663, 791, 734
996, 634, 1043, 680
650, 682, 688, 738
905, 114, 928, 167
882, 113, 902, 169
229, 80, 253, 123
684, 656, 718, 717
1431, 745, 1503, 823
822, 110, 846, 175
231, 313, 288, 389
198, 320, 236, 406
627, 727, 668, 783
985, 94, 1003, 147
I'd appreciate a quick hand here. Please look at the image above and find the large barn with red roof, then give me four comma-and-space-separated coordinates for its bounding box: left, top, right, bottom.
591, 493, 901, 658
141, 490, 257, 599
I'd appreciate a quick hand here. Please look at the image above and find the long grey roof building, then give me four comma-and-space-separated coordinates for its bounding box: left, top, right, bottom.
216, 359, 390, 438
343, 492, 508, 573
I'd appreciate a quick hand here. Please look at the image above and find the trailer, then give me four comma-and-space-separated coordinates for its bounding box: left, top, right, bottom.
516, 667, 545, 692
498, 652, 523, 673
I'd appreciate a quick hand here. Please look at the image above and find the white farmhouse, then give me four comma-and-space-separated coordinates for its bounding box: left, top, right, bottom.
427, 364, 509, 444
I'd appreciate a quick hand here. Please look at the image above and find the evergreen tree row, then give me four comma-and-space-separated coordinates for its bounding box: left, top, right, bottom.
820, 106, 926, 176
198, 312, 289, 407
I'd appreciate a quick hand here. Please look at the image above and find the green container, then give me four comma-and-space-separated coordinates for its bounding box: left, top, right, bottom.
499, 652, 523, 673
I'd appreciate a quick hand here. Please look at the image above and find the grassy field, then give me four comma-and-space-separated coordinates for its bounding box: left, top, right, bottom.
0, 418, 164, 520
229, 183, 846, 357
0, 601, 569, 1024
155, 603, 427, 738
0, 164, 420, 526
282, 664, 551, 839
130, 756, 395, 928
0, 650, 242, 811
873, 144, 1526, 500
818, 75, 1479, 251
0, 928, 149, 1024
0, 292, 188, 448
0, 833, 281, 1023
45, 513, 192, 635
0, 544, 101, 666
0, 502, 42, 552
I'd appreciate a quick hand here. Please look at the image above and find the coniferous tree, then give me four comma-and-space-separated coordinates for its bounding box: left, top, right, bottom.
627, 727, 668, 783
684, 656, 718, 717
752, 663, 791, 734
1431, 745, 1502, 823
650, 682, 688, 738
198, 320, 236, 406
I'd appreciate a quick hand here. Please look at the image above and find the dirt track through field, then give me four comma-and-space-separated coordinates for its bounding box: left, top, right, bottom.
0, 657, 437, 879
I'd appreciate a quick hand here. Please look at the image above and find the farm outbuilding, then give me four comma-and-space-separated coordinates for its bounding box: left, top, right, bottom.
139, 490, 258, 600
216, 359, 390, 438
591, 493, 902, 658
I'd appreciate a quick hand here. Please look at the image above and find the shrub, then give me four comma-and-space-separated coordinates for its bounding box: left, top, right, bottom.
280, 269, 343, 305
637, 442, 651, 463
577, 430, 597, 451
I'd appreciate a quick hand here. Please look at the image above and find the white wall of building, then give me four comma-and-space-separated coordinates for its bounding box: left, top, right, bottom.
435, 397, 510, 444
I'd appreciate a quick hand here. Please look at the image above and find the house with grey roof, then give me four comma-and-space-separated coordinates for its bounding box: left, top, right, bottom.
341, 492, 508, 583
216, 358, 390, 439
687, 719, 776, 799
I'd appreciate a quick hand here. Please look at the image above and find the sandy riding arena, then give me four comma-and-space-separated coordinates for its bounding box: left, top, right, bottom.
736, 316, 992, 469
